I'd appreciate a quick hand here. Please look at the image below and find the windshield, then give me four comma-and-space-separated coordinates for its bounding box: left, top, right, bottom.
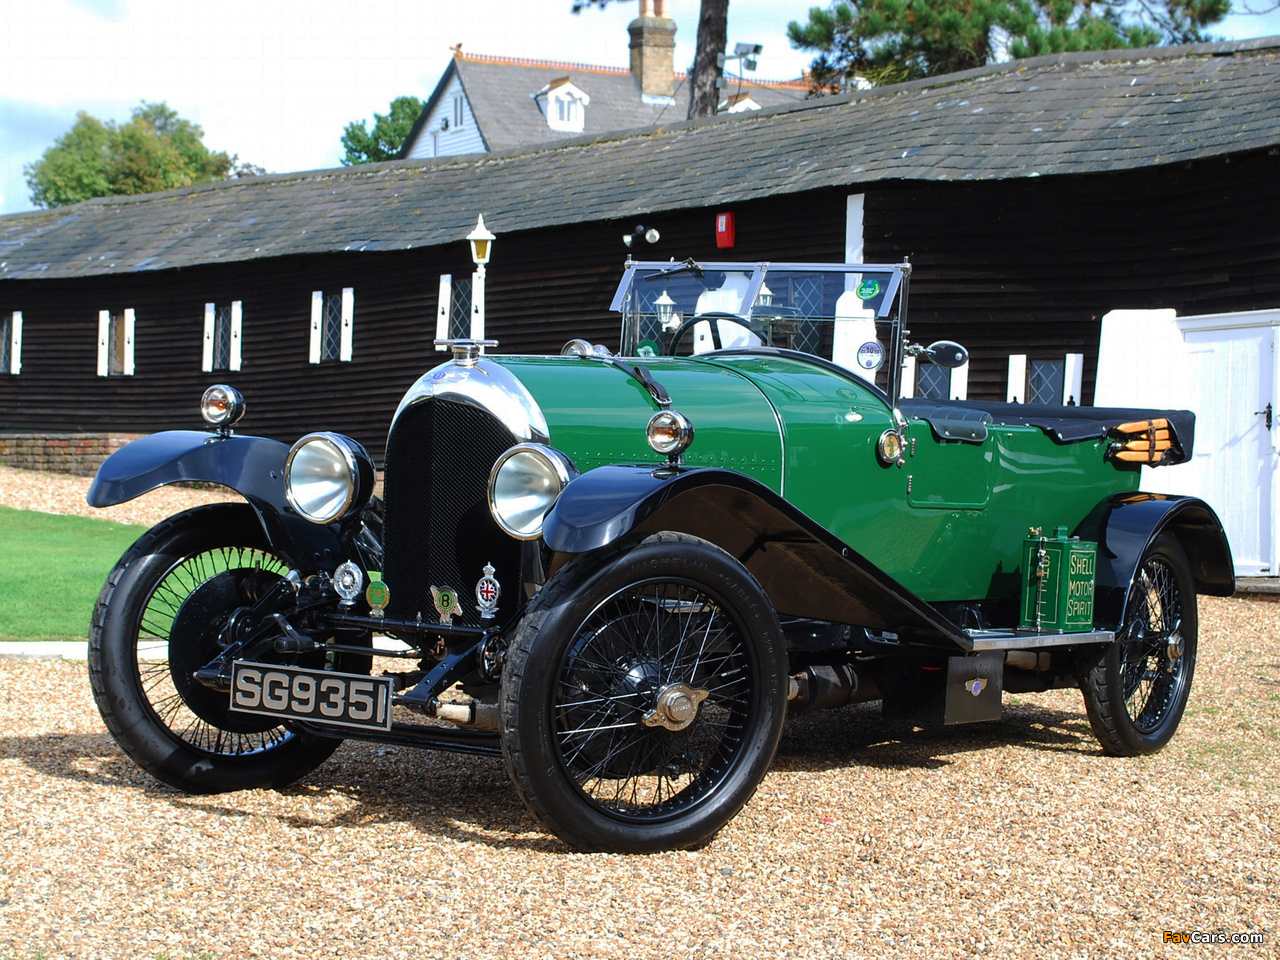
610, 260, 908, 380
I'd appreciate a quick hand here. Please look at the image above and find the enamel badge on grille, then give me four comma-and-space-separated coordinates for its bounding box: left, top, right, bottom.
476, 563, 501, 620
430, 585, 464, 624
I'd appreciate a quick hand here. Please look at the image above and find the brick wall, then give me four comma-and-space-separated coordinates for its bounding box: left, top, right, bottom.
0, 433, 142, 477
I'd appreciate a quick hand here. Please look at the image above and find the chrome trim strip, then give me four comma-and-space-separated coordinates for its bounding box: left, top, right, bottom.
965, 628, 1114, 651
390, 358, 551, 444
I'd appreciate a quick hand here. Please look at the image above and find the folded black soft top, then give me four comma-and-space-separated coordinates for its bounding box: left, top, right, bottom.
899, 399, 1194, 465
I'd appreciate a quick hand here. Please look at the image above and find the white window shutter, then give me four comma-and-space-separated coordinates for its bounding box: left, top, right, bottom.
436, 275, 452, 349
900, 356, 917, 399
9, 312, 21, 375
97, 310, 110, 377
949, 361, 969, 400
339, 288, 354, 362
202, 303, 215, 372
1007, 354, 1027, 403
308, 291, 323, 364
122, 308, 135, 375
1064, 353, 1084, 406
230, 301, 243, 372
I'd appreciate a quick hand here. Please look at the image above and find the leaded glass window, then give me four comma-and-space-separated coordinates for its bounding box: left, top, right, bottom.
1028, 359, 1064, 405
917, 362, 950, 400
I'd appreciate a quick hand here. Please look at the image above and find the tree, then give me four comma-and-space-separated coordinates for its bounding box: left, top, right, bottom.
787, 0, 1229, 91
573, 0, 731, 119
340, 96, 425, 165
24, 102, 237, 208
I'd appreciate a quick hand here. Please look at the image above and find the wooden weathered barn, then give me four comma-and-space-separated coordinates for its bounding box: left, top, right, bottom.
1, 37, 1277, 465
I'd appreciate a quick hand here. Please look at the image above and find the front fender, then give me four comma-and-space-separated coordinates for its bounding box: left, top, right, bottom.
87, 430, 344, 571
543, 465, 971, 646
1074, 492, 1235, 628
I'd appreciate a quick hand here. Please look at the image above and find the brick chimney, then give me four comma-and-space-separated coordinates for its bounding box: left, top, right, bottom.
628, 0, 676, 101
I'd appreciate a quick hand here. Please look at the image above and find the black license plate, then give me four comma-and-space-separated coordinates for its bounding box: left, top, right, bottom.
229, 661, 394, 732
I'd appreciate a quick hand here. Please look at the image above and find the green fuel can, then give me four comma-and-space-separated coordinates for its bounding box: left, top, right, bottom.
1020, 526, 1097, 633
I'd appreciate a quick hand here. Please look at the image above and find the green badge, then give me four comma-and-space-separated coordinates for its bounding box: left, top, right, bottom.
365, 579, 390, 618
431, 585, 464, 624
636, 340, 658, 358
856, 279, 881, 301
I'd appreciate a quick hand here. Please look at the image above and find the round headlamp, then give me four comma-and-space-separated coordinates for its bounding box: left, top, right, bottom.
488, 444, 577, 540
200, 384, 246, 428
646, 410, 695, 458
284, 432, 375, 525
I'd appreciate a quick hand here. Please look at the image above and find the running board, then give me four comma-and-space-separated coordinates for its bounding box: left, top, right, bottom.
964, 628, 1114, 652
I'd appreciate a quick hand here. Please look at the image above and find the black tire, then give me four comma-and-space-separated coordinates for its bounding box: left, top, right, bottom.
1079, 534, 1198, 756
499, 532, 788, 852
88, 503, 347, 793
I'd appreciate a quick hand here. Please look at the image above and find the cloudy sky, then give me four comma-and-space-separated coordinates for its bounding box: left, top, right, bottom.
3, 0, 1278, 216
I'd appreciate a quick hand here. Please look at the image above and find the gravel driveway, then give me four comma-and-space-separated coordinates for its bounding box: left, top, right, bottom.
0, 465, 1276, 959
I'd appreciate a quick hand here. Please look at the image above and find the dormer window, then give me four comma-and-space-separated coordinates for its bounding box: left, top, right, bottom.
718, 94, 761, 114
532, 77, 590, 134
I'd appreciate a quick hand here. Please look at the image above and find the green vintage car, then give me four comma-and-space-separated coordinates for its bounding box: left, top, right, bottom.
86, 259, 1234, 852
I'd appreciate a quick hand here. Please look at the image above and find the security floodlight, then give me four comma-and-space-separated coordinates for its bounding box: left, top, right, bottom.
623, 225, 660, 248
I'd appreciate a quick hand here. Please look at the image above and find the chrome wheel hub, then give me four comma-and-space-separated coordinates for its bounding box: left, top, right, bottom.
643, 682, 710, 732
1165, 624, 1184, 673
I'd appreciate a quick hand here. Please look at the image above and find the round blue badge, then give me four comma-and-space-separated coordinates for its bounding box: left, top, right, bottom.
856, 341, 885, 370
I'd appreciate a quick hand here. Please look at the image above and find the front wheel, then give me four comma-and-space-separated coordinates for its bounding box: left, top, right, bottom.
89, 503, 347, 792
499, 533, 789, 852
1079, 534, 1198, 756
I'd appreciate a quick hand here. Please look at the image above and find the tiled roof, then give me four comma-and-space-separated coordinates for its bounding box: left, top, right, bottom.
407, 52, 810, 153
2, 38, 1277, 281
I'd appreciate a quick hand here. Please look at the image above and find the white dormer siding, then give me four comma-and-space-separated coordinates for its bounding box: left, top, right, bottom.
532, 78, 590, 134
718, 94, 760, 113
405, 72, 486, 159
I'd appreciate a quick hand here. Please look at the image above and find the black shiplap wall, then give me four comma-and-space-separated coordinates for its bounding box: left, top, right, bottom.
1, 148, 1276, 462
865, 149, 1280, 402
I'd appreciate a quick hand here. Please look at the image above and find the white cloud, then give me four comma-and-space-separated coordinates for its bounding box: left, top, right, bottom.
0, 0, 816, 214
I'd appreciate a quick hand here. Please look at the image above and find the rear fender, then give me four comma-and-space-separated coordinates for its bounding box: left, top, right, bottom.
542, 465, 971, 647
1074, 493, 1235, 627
87, 430, 344, 571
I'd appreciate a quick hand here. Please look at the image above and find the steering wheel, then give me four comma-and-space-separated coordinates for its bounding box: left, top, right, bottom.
665, 312, 759, 356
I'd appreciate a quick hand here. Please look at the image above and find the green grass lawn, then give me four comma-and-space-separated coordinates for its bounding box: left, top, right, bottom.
0, 505, 145, 641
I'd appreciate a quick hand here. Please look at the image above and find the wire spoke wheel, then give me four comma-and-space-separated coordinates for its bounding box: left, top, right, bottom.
137, 543, 292, 757
554, 578, 751, 819
501, 533, 787, 852
89, 504, 349, 793
1118, 557, 1187, 734
1079, 534, 1198, 756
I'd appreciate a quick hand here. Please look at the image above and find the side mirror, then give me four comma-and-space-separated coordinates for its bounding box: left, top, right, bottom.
924, 341, 968, 368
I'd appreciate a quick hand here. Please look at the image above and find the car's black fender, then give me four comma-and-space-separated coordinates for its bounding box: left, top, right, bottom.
87, 430, 344, 571
1074, 492, 1235, 627
541, 464, 971, 646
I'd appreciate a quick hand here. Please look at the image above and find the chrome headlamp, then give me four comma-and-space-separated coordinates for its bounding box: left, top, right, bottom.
488, 443, 578, 540
284, 432, 375, 525
646, 410, 695, 458
200, 384, 246, 430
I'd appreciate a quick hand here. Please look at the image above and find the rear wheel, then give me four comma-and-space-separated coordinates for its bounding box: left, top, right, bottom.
499, 533, 788, 852
1079, 534, 1197, 756
89, 503, 349, 792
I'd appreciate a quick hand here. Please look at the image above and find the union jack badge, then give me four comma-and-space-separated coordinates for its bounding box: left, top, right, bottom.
475, 563, 501, 620
430, 585, 464, 625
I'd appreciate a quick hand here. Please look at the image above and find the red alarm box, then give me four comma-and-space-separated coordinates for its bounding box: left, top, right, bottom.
715, 211, 735, 249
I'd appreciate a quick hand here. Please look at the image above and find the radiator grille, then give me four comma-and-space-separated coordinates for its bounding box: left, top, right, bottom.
381, 398, 522, 627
